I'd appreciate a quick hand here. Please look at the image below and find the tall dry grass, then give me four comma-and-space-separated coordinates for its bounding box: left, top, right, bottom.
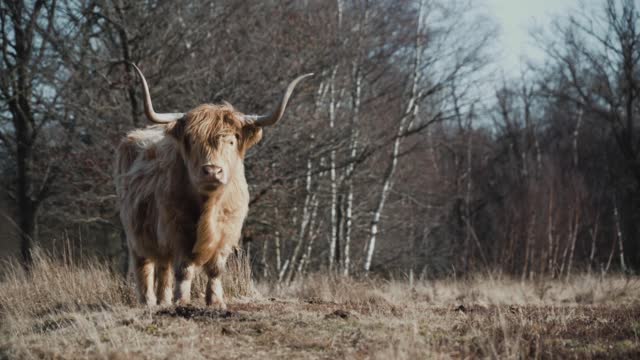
192, 248, 258, 299
0, 249, 638, 359
0, 248, 134, 334
263, 271, 640, 309
2, 249, 637, 322
0, 247, 255, 329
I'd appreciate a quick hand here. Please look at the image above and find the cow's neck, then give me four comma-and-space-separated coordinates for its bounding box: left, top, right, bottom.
192, 165, 249, 265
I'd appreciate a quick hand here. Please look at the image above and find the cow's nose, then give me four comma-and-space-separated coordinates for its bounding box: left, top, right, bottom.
202, 165, 223, 178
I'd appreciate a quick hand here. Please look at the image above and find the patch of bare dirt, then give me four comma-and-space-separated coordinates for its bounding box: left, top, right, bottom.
155, 305, 241, 321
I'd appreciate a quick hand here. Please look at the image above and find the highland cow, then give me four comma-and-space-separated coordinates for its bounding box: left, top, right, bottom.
115, 64, 311, 307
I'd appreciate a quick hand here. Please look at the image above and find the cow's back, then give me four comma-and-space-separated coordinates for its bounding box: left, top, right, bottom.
114, 126, 167, 195
115, 126, 176, 259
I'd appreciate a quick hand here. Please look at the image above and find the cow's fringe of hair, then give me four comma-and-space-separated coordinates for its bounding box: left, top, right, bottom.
186, 103, 245, 139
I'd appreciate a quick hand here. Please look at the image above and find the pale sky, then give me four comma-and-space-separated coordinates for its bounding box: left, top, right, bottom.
485, 0, 582, 75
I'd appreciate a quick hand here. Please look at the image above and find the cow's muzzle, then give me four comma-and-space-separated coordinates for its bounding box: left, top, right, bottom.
201, 165, 227, 185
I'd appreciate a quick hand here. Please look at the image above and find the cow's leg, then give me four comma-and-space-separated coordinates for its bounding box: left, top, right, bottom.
132, 255, 157, 306
204, 250, 230, 310
174, 262, 196, 305
156, 260, 173, 306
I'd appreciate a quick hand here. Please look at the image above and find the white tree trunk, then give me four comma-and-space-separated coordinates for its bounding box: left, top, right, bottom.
342, 2, 369, 276
262, 235, 269, 278
344, 61, 363, 276
328, 66, 339, 271
298, 197, 319, 276
275, 228, 281, 275
343, 185, 354, 275
546, 187, 556, 275
278, 259, 289, 282
573, 107, 583, 168
364, 0, 425, 272
565, 206, 580, 280
613, 200, 627, 272
286, 159, 314, 282
364, 143, 397, 272
587, 212, 599, 274
463, 103, 473, 272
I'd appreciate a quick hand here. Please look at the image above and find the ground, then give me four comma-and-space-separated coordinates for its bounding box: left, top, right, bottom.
1, 251, 639, 359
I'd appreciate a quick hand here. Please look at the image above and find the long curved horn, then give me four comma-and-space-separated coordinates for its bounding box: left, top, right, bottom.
129, 63, 184, 124
245, 73, 314, 127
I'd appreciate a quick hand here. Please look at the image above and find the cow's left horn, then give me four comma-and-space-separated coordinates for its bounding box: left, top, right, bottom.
245, 73, 314, 127
130, 63, 184, 124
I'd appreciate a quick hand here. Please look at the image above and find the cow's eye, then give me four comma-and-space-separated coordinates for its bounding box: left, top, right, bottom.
230, 134, 240, 146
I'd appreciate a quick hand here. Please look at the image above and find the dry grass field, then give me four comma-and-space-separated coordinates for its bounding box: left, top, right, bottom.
1, 250, 639, 359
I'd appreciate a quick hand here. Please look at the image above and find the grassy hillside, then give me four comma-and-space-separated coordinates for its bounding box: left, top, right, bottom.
1, 250, 639, 359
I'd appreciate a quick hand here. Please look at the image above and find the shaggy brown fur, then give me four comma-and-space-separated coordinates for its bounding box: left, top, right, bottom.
115, 103, 262, 308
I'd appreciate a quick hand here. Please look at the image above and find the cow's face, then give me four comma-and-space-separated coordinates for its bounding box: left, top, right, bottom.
168, 104, 262, 194
128, 65, 310, 195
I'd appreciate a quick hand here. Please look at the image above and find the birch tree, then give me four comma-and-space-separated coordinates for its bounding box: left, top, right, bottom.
364, 0, 426, 273
342, 0, 369, 276
537, 0, 640, 267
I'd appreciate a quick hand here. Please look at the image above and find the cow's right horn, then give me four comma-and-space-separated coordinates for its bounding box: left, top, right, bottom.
244, 73, 313, 127
130, 63, 184, 124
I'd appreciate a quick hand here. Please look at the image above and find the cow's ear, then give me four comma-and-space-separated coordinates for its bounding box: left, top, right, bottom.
241, 125, 263, 151
166, 118, 185, 140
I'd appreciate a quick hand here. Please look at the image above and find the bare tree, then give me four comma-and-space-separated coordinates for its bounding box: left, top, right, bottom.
535, 0, 640, 269
0, 0, 75, 264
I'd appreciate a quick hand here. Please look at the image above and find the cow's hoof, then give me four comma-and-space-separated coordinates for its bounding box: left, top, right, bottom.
142, 296, 158, 307
175, 298, 191, 306
206, 299, 227, 311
